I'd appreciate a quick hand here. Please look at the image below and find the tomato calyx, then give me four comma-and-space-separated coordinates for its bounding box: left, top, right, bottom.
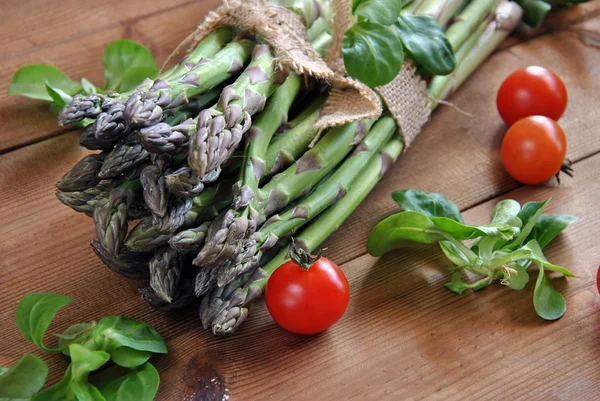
288, 238, 327, 270
555, 158, 574, 185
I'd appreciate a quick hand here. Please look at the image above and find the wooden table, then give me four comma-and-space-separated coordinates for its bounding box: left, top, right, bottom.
1, 1, 600, 400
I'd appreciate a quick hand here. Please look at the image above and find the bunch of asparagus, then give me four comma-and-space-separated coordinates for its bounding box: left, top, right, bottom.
56, 0, 524, 335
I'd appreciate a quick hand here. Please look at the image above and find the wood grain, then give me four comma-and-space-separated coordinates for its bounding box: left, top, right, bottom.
1, 1, 600, 399
146, 152, 600, 401
0, 0, 221, 153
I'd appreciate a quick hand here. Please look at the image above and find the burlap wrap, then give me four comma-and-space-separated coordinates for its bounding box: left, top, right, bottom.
326, 0, 433, 148
164, 0, 381, 132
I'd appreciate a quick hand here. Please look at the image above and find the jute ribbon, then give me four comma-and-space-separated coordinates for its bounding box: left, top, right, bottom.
165, 0, 381, 132
326, 0, 432, 148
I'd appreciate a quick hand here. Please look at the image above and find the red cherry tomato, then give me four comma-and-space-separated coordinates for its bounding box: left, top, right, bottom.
501, 116, 567, 185
497, 66, 568, 126
265, 251, 349, 335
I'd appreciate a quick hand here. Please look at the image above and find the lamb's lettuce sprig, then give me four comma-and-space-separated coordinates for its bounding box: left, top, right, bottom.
368, 189, 578, 321
9, 40, 158, 120
0, 293, 166, 401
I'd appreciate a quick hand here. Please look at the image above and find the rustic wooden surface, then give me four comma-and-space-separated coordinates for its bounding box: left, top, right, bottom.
1, 1, 600, 400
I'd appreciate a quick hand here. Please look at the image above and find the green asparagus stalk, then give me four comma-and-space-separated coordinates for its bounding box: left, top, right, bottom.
56, 153, 106, 192
56, 180, 111, 216
124, 180, 232, 252
200, 136, 405, 334
93, 177, 141, 255
192, 118, 373, 269
190, 73, 302, 272
58, 28, 234, 126
430, 0, 523, 104
256, 118, 374, 216
135, 89, 221, 154
444, 0, 499, 51
404, 0, 425, 13
188, 44, 281, 179
140, 165, 169, 218
124, 36, 255, 129
148, 247, 183, 303
429, 18, 488, 105
215, 114, 397, 287
263, 94, 325, 177
90, 240, 152, 280
416, 0, 467, 26
99, 133, 150, 178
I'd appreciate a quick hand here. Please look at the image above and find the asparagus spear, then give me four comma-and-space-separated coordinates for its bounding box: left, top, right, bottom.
57, 28, 234, 126
416, 0, 467, 26
56, 153, 106, 192
140, 164, 169, 218
124, 36, 255, 129
215, 114, 397, 287
148, 247, 183, 303
263, 94, 325, 177
444, 0, 499, 51
124, 180, 232, 252
90, 240, 152, 280
188, 44, 281, 179
56, 180, 111, 216
99, 133, 150, 178
93, 177, 141, 255
201, 136, 405, 334
192, 73, 303, 272
430, 0, 523, 103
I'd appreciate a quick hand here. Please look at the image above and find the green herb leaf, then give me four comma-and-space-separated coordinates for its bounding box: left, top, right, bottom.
533, 264, 566, 320
92, 316, 167, 354
528, 214, 579, 249
439, 241, 471, 267
0, 354, 48, 399
16, 293, 73, 352
81, 78, 97, 94
9, 65, 81, 101
392, 189, 463, 222
444, 272, 490, 294
342, 21, 403, 87
367, 211, 447, 256
504, 261, 530, 290
98, 363, 160, 401
431, 217, 513, 240
32, 366, 76, 401
46, 84, 73, 107
355, 0, 403, 25
519, 240, 575, 277
506, 199, 549, 249
70, 344, 109, 401
491, 240, 575, 278
118, 67, 159, 92
393, 14, 455, 76
56, 322, 96, 356
490, 199, 522, 228
103, 40, 158, 92
109, 347, 152, 368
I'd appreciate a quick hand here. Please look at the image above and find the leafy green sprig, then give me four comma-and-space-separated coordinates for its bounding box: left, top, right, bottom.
9, 41, 158, 120
0, 293, 165, 401
367, 189, 578, 320
342, 0, 455, 87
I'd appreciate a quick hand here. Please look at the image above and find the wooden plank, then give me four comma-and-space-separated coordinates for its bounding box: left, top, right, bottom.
0, 0, 221, 153
0, 0, 196, 59
143, 152, 600, 400
1, 2, 599, 154
0, 13, 599, 390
